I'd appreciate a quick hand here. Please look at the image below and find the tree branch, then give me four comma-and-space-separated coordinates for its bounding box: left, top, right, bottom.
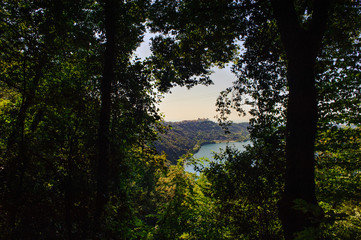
270, 0, 301, 33
310, 0, 331, 41
270, 0, 302, 53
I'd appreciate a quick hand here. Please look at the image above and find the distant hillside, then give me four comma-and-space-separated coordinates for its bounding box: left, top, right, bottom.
154, 119, 249, 164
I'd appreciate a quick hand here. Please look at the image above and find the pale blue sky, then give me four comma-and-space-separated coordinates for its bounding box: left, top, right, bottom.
135, 33, 249, 123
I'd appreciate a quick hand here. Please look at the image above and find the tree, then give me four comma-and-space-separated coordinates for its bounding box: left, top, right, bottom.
94, 0, 117, 227
93, 1, 166, 236
149, 0, 361, 238
1, 0, 164, 238
0, 1, 100, 238
204, 142, 285, 239
269, 1, 331, 237
150, 159, 224, 240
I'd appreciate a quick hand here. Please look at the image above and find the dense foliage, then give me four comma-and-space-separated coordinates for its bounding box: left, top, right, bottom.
0, 0, 162, 238
0, 1, 360, 239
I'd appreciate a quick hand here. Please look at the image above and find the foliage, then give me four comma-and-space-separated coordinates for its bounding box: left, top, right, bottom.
148, 0, 244, 91
0, 1, 100, 238
150, 159, 224, 240
203, 123, 285, 239
0, 0, 162, 238
101, 147, 168, 239
0, 0, 360, 239
315, 127, 361, 239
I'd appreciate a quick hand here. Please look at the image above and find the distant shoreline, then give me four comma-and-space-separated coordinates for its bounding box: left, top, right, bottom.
214, 140, 240, 143
192, 138, 250, 154
155, 119, 249, 163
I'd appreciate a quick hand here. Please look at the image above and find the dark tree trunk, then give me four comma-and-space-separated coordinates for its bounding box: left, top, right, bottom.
279, 47, 319, 240
6, 60, 44, 238
270, 0, 331, 239
94, 0, 117, 229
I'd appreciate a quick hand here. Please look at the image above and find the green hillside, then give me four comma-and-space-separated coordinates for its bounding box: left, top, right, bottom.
154, 119, 249, 163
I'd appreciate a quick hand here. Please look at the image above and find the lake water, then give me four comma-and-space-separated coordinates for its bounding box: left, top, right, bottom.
185, 140, 251, 173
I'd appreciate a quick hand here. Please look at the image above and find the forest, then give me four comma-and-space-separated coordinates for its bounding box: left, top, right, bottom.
154, 119, 249, 163
0, 1, 360, 240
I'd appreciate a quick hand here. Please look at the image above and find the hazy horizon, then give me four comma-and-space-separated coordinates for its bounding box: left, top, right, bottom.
161, 118, 249, 123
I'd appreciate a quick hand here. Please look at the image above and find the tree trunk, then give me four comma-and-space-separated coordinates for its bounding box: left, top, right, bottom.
6, 60, 44, 238
278, 47, 320, 240
94, 0, 117, 229
270, 1, 331, 239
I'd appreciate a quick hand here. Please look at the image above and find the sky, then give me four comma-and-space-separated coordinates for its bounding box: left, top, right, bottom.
135, 33, 250, 123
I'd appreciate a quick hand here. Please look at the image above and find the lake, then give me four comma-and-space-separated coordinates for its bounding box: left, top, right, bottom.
185, 140, 251, 173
